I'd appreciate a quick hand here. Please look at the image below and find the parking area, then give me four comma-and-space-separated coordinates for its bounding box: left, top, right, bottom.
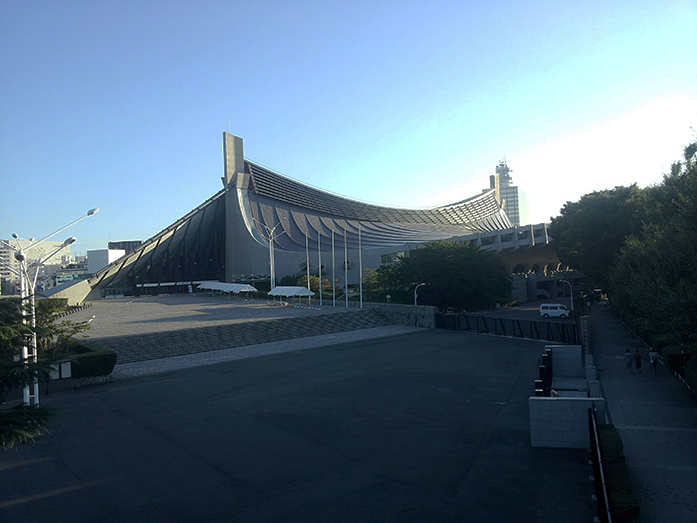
468, 300, 579, 323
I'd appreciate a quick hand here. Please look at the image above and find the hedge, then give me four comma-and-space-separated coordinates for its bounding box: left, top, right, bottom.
598, 424, 640, 522
70, 343, 118, 378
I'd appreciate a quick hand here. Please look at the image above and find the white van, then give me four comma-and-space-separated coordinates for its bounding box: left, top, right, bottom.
539, 304, 570, 318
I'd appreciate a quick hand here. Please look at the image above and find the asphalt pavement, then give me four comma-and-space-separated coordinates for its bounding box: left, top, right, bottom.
0, 327, 594, 523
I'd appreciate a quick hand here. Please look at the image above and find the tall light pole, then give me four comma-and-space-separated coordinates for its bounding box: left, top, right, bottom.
253, 217, 286, 291
414, 282, 426, 306
559, 279, 574, 311
1, 208, 99, 406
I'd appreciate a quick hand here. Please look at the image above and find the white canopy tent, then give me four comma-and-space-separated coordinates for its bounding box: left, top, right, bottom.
267, 286, 314, 297
196, 281, 258, 296
267, 286, 315, 306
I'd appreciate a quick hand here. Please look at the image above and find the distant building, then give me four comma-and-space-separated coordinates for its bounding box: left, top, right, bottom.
55, 261, 89, 286
87, 249, 126, 275
488, 160, 529, 227
108, 240, 143, 255
0, 239, 68, 295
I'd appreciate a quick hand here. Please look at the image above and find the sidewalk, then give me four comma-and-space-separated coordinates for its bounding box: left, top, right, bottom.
591, 305, 697, 523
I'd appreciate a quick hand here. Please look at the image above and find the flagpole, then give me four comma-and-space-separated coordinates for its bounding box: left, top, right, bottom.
305, 232, 310, 290
359, 224, 363, 309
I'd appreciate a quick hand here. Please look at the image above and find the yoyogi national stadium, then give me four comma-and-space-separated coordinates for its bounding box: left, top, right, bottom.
57, 133, 567, 304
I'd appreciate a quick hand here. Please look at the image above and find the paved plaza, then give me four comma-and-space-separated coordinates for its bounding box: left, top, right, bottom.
69, 295, 355, 340
1, 298, 594, 522
1, 297, 695, 522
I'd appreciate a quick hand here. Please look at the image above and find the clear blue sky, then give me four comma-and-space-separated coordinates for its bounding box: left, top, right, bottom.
2, 1, 696, 255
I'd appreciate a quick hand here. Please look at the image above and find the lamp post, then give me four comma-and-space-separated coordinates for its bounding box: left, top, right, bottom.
254, 217, 286, 291
559, 279, 574, 312
1, 208, 99, 406
414, 282, 426, 306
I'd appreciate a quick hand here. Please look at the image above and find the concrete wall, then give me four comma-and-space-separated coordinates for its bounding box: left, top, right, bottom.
42, 278, 92, 305
363, 302, 437, 328
223, 133, 271, 280
549, 345, 585, 378
529, 397, 606, 448
328, 302, 437, 328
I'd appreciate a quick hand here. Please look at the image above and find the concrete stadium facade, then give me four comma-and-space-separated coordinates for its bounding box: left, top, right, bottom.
54, 133, 563, 304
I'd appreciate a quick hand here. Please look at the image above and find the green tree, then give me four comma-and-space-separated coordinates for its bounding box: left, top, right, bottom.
610, 141, 697, 381
549, 185, 643, 286
554, 138, 697, 389
297, 275, 333, 296
361, 268, 381, 300
34, 299, 91, 357
0, 299, 57, 449
279, 275, 299, 286
389, 239, 511, 310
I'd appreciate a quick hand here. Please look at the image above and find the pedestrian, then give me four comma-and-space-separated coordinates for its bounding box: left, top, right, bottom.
634, 349, 643, 374
648, 348, 659, 374
624, 349, 633, 373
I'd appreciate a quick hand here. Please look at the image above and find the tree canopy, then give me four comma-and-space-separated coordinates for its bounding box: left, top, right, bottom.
0, 298, 90, 449
375, 239, 511, 310
550, 139, 697, 390
549, 184, 643, 286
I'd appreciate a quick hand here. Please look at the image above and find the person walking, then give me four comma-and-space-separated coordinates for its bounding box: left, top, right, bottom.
625, 349, 633, 373
634, 349, 643, 374
648, 348, 659, 374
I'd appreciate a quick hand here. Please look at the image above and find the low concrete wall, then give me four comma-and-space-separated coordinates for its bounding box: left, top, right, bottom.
529, 396, 606, 448
360, 302, 437, 328
549, 345, 585, 378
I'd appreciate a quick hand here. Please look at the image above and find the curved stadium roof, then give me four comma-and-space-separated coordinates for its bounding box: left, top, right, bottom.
85, 141, 514, 295
241, 160, 512, 251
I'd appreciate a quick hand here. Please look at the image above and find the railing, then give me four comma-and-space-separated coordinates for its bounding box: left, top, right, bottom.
588, 405, 612, 523
55, 302, 93, 318
535, 347, 553, 396
435, 313, 580, 345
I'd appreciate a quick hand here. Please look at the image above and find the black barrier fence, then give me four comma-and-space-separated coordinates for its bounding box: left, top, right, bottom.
588, 405, 612, 523
435, 313, 580, 345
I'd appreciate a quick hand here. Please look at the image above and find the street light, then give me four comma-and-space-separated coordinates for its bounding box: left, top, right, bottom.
559, 279, 574, 312
253, 217, 286, 291
0, 208, 99, 406
414, 282, 426, 306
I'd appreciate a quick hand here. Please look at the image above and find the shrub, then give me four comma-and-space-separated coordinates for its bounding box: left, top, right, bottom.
662, 345, 693, 378
598, 424, 640, 522
36, 298, 69, 313
70, 343, 117, 378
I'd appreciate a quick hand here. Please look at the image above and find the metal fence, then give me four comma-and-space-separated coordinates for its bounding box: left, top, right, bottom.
435, 313, 580, 345
588, 405, 612, 523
